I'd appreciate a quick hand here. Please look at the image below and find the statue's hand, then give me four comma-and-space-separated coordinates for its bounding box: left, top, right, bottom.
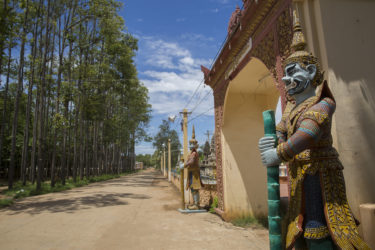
261, 148, 281, 167
258, 136, 276, 153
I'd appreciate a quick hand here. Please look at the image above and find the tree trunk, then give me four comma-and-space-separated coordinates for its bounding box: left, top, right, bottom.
44, 19, 56, 182
104, 145, 108, 174
61, 99, 69, 185
85, 122, 89, 179
0, 0, 8, 88
37, 0, 51, 191
0, 39, 12, 173
31, 0, 44, 185
93, 121, 98, 176
67, 107, 72, 179
21, 1, 38, 185
50, 16, 64, 187
9, 0, 30, 189
79, 119, 84, 180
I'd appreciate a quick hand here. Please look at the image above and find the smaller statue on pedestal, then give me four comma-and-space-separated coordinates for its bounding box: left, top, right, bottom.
184, 125, 202, 210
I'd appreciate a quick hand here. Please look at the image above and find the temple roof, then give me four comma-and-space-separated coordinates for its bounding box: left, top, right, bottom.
201, 0, 281, 88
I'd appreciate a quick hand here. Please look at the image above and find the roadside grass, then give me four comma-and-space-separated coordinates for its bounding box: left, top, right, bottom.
209, 196, 218, 213
0, 198, 13, 207
0, 171, 138, 208
208, 197, 267, 229
230, 215, 268, 229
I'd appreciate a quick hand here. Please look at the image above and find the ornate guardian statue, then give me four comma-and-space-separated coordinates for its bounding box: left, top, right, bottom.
258, 12, 369, 250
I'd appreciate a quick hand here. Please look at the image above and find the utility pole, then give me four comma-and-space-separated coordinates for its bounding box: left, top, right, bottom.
160, 151, 163, 174
204, 130, 210, 142
168, 139, 171, 182
179, 109, 191, 209
163, 147, 166, 177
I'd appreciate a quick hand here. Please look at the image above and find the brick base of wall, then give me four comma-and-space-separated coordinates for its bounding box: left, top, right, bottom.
199, 186, 218, 208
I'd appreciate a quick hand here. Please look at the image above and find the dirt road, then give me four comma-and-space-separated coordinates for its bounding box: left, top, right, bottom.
0, 169, 268, 250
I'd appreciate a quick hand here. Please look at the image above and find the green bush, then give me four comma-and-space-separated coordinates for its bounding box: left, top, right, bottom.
0, 198, 13, 208
231, 215, 268, 229
209, 196, 218, 213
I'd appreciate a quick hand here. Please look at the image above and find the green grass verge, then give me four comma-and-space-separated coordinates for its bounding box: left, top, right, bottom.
209, 196, 218, 213
0, 198, 13, 207
230, 215, 268, 229
0, 170, 138, 209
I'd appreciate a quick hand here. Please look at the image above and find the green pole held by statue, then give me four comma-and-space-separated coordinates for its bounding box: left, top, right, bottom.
262, 110, 282, 250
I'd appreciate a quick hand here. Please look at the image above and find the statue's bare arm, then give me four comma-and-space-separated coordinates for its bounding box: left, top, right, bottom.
184, 152, 197, 168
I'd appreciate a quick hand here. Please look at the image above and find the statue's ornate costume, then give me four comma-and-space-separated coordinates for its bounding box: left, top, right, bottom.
259, 12, 369, 250
276, 83, 368, 249
185, 149, 202, 190
184, 125, 203, 210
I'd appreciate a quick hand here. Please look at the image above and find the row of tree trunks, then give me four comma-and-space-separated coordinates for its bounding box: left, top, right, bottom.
0, 0, 150, 190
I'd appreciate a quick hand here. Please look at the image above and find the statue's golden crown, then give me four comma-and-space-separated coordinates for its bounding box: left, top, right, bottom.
189, 125, 199, 149
284, 11, 323, 86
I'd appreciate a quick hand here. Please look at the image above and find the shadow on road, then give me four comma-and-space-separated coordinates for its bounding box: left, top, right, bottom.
4, 192, 151, 215
0, 170, 163, 216
92, 171, 168, 189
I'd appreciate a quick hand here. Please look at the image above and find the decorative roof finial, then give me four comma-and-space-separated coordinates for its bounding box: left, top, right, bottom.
227, 5, 242, 34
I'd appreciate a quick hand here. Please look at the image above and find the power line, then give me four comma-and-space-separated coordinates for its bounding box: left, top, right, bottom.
188, 106, 215, 124
190, 88, 213, 114
172, 113, 183, 131
155, 3, 247, 155
183, 78, 204, 110
170, 1, 246, 136
169, 79, 203, 132
172, 1, 235, 119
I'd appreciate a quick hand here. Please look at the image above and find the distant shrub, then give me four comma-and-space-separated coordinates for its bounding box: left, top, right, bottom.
209, 196, 218, 213
231, 215, 268, 229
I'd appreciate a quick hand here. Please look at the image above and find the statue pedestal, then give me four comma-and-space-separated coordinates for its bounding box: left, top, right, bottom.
359, 203, 375, 249
178, 208, 207, 214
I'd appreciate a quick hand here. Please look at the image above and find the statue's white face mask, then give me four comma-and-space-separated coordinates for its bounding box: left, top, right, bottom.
282, 63, 316, 96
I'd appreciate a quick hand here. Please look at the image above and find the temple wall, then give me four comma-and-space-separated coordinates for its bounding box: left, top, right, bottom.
295, 0, 375, 241
221, 58, 279, 219
222, 93, 271, 218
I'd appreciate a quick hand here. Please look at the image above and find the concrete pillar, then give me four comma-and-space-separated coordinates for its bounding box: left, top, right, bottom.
179, 109, 191, 208
168, 139, 171, 182
359, 204, 375, 249
160, 152, 163, 174
163, 149, 166, 177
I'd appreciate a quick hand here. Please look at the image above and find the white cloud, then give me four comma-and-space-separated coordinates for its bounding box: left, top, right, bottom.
180, 33, 215, 43
137, 18, 143, 22
176, 18, 186, 22
180, 56, 194, 65
138, 36, 214, 116
211, 8, 219, 13
142, 38, 191, 70
210, 0, 231, 4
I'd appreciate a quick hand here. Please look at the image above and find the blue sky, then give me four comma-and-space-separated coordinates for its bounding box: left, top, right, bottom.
120, 0, 243, 154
